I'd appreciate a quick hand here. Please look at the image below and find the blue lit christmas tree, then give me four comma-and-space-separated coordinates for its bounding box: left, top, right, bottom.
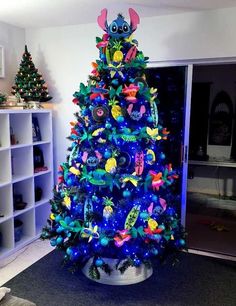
42, 8, 185, 284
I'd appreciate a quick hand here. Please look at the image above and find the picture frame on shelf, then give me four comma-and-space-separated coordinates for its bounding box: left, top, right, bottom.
0, 46, 5, 78
32, 117, 41, 142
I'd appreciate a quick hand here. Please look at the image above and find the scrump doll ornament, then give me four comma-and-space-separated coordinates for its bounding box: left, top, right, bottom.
42, 8, 186, 285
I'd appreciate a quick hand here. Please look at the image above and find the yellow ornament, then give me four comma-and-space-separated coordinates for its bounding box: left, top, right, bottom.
111, 104, 123, 120
97, 137, 106, 143
92, 128, 105, 137
113, 50, 123, 62
105, 157, 117, 173
148, 218, 158, 231
50, 213, 55, 220
103, 206, 113, 219
63, 196, 71, 208
146, 127, 161, 140
69, 166, 80, 176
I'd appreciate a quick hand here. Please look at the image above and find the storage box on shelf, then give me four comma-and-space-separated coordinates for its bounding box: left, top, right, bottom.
0, 109, 53, 260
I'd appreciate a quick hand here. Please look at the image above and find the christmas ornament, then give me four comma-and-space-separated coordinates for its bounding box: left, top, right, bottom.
97, 8, 140, 39
92, 106, 109, 122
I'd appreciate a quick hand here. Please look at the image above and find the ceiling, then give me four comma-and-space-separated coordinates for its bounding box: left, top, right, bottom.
0, 0, 236, 28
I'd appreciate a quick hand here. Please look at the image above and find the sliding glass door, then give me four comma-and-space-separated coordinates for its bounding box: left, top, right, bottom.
146, 65, 192, 227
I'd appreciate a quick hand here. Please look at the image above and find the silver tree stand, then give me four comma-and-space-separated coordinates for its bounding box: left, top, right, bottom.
82, 258, 153, 285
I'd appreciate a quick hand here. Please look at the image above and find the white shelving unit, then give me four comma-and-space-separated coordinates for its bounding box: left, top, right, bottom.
0, 109, 53, 260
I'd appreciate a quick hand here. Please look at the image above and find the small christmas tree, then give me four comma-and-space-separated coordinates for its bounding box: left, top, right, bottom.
0, 92, 7, 105
42, 8, 186, 284
12, 45, 52, 102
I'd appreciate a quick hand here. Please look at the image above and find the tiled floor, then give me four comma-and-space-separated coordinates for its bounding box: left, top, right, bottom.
0, 239, 52, 286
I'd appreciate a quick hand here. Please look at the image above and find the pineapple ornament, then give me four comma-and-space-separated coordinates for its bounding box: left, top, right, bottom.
112, 40, 123, 63
102, 197, 114, 220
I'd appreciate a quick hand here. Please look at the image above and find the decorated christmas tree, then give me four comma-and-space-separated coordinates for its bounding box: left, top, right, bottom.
42, 8, 186, 284
12, 45, 52, 102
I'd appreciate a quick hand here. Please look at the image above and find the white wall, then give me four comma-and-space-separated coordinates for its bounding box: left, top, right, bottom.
0, 21, 25, 93
25, 7, 236, 178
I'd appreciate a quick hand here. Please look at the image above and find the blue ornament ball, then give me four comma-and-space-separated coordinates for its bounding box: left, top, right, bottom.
92, 195, 98, 201
50, 239, 57, 247
160, 152, 165, 160
117, 116, 124, 123
179, 239, 185, 246
123, 190, 131, 198
152, 195, 158, 202
140, 211, 149, 220
146, 154, 153, 161
55, 215, 62, 222
73, 195, 78, 201
111, 79, 119, 86
104, 151, 112, 158
95, 258, 104, 267
151, 248, 159, 256
100, 54, 106, 61
66, 177, 73, 186
153, 234, 161, 240
147, 116, 153, 122
65, 216, 72, 224
66, 247, 73, 256
95, 96, 101, 103
100, 237, 109, 247
105, 122, 112, 129
56, 236, 63, 244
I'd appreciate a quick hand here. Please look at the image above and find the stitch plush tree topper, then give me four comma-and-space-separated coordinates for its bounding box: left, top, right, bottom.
42, 8, 186, 285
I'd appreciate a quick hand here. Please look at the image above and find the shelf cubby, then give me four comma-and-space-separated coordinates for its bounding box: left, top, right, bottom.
35, 203, 51, 236
32, 112, 52, 143
0, 110, 53, 260
11, 146, 33, 181
9, 113, 32, 146
34, 172, 53, 205
33, 143, 52, 172
0, 184, 13, 222
0, 150, 11, 185
0, 219, 14, 255
14, 209, 35, 247
13, 178, 34, 215
0, 113, 10, 149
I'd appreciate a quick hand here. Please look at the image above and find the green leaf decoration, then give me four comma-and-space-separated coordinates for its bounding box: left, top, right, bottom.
109, 85, 122, 98
89, 264, 100, 280
96, 37, 102, 44
130, 227, 138, 238
105, 48, 111, 64
144, 174, 152, 191
100, 263, 112, 275
80, 83, 91, 96
118, 258, 133, 274
137, 226, 145, 237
